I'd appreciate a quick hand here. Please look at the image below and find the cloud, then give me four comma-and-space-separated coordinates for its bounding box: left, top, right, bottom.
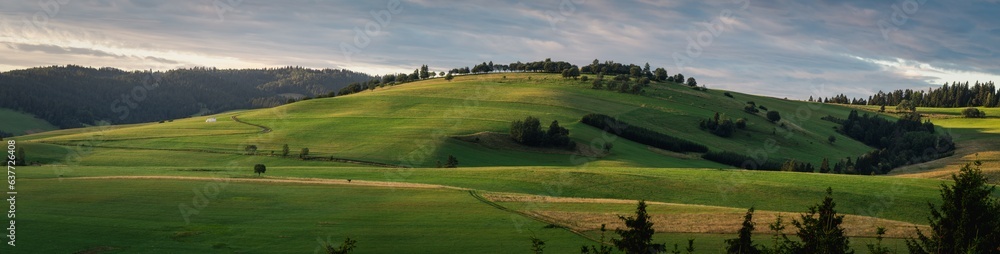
0, 0, 996, 99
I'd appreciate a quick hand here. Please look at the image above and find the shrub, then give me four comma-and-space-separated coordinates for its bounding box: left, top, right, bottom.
724, 92, 734, 98
735, 118, 747, 129
961, 107, 986, 118
766, 111, 781, 123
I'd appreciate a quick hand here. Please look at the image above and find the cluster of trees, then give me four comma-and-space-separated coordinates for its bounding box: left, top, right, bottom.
579, 59, 696, 85
581, 114, 708, 153
822, 110, 954, 175
509, 116, 575, 149
590, 72, 647, 95
811, 93, 868, 105
337, 64, 439, 96
698, 113, 742, 138
0, 65, 373, 128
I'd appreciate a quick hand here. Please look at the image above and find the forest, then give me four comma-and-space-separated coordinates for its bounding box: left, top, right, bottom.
0, 65, 372, 128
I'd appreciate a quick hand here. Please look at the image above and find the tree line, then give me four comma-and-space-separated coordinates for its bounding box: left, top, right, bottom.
336, 64, 441, 96
581, 114, 708, 153
0, 65, 373, 129
812, 81, 998, 108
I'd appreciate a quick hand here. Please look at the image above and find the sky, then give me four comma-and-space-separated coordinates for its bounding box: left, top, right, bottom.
1, 0, 998, 99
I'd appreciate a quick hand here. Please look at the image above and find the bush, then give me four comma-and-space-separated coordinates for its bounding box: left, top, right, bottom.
961, 107, 986, 118
735, 118, 747, 129
724, 92, 734, 98
766, 111, 781, 123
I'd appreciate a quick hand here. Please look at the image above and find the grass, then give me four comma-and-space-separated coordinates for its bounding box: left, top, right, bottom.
0, 108, 56, 135
19, 73, 872, 168
8, 73, 997, 253
18, 163, 947, 224
12, 178, 590, 253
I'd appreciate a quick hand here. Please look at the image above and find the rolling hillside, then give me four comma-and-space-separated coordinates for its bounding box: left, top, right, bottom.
19, 72, 872, 168
9, 72, 992, 253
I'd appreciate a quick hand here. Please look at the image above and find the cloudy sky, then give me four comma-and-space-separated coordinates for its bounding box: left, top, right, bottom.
1, 0, 998, 99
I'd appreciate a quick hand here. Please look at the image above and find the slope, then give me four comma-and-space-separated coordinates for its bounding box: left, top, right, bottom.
19, 72, 873, 169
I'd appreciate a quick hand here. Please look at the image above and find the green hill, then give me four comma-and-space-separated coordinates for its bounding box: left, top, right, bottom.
10, 72, 984, 253
20, 73, 871, 168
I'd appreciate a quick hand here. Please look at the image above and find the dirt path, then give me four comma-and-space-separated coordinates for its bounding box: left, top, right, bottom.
63, 175, 469, 190
230, 115, 271, 133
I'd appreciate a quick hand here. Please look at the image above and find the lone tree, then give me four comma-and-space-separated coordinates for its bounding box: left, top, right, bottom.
906, 161, 1000, 254
281, 144, 290, 157
766, 111, 782, 123
300, 148, 310, 159
613, 200, 665, 254
827, 135, 836, 144
444, 72, 454, 81
725, 207, 761, 254
253, 164, 266, 176
792, 187, 853, 254
444, 155, 459, 168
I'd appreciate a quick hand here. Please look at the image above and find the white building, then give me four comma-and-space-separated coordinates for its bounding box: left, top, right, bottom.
205, 118, 217, 123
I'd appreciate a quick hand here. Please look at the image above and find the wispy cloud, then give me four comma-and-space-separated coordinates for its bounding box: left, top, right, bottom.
0, 0, 997, 99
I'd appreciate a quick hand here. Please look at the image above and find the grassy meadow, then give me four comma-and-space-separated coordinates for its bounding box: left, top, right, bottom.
4, 73, 997, 253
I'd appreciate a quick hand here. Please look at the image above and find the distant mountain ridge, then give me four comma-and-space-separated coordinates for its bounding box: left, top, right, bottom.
0, 65, 373, 128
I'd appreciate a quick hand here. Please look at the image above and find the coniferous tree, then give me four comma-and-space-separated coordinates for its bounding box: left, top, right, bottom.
444, 155, 459, 168
906, 161, 1000, 254
725, 207, 761, 254
792, 187, 853, 254
613, 201, 666, 254
281, 144, 290, 157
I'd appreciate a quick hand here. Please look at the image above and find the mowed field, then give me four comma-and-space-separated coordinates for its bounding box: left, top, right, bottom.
4, 73, 996, 253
